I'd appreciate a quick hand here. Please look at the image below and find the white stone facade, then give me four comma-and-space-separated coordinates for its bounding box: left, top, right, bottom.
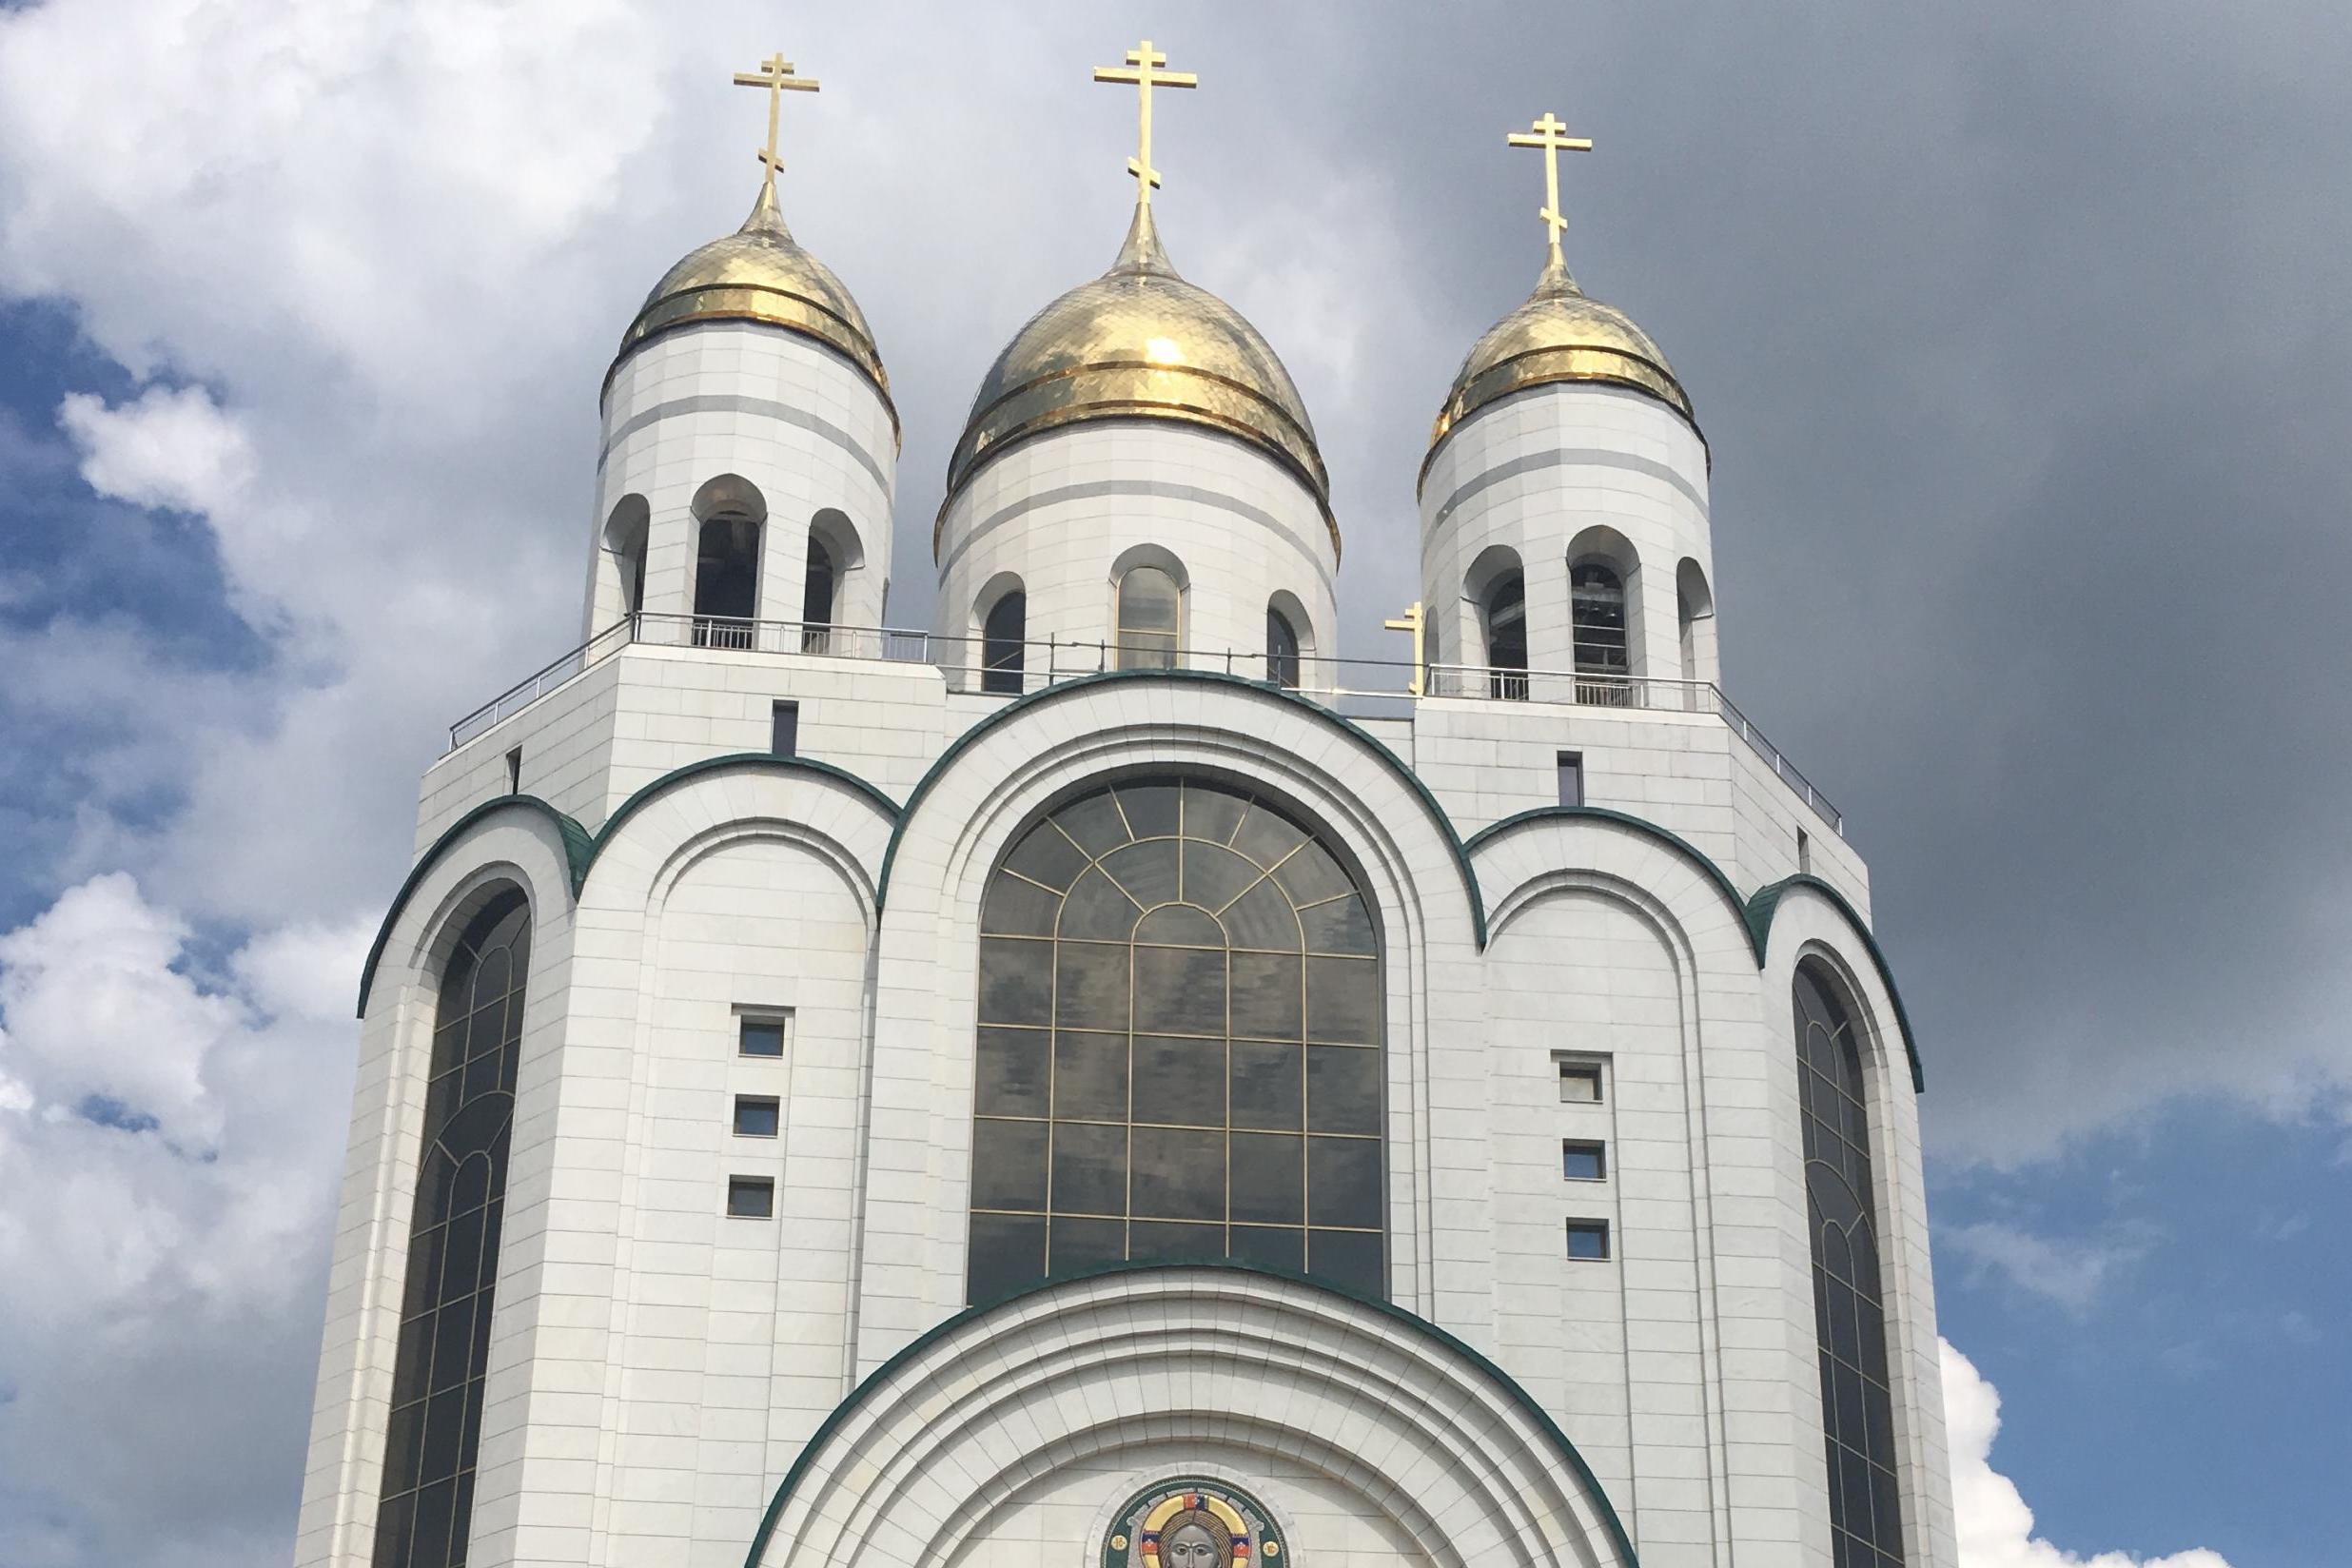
295, 203, 1955, 1568
1421, 382, 1716, 691
590, 321, 899, 642
934, 420, 1339, 692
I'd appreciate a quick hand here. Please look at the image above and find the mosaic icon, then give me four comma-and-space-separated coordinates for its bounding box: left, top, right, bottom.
1102, 1480, 1284, 1568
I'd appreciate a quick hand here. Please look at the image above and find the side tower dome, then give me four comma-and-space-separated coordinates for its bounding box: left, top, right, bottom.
1421, 132, 1716, 705
589, 178, 898, 651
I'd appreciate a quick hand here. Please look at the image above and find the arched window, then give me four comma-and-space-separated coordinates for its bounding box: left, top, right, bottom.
982, 590, 1027, 696
1115, 565, 1182, 670
970, 777, 1384, 1304
1571, 561, 1630, 704
603, 496, 648, 627
1265, 605, 1301, 689
801, 533, 834, 654
1484, 571, 1528, 699
692, 512, 759, 649
374, 888, 530, 1568
1796, 962, 1906, 1568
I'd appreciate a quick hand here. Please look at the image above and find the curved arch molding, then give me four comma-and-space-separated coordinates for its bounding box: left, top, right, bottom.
1466, 810, 1922, 1089
872, 669, 1489, 943
361, 706, 1917, 1088
354, 756, 901, 1015
1747, 872, 1924, 1091
740, 1262, 1640, 1568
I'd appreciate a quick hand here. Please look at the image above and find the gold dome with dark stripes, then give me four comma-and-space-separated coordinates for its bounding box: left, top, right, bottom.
946, 203, 1332, 546
612, 183, 892, 427
1425, 255, 1695, 484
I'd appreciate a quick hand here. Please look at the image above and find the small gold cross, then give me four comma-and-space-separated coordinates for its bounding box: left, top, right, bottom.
1507, 111, 1594, 265
1093, 38, 1199, 209
733, 50, 821, 192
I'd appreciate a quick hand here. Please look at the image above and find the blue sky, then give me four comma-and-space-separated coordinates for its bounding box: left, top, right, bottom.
0, 5, 2343, 1566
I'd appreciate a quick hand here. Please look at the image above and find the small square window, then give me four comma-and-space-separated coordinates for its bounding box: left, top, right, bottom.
1562, 1139, 1606, 1181
738, 1016, 788, 1058
1556, 751, 1584, 808
726, 1176, 775, 1218
1558, 1062, 1603, 1103
771, 700, 799, 758
735, 1096, 781, 1138
1566, 1219, 1611, 1261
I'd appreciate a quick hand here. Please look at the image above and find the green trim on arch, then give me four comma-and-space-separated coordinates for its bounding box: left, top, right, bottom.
873, 669, 1487, 945
357, 756, 900, 1020
737, 1259, 1639, 1568
354, 796, 592, 1018
1465, 809, 1925, 1089
584, 753, 901, 880
1748, 874, 1926, 1092
1464, 805, 1763, 961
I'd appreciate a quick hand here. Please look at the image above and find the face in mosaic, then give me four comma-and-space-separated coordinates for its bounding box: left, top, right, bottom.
1104, 1482, 1282, 1568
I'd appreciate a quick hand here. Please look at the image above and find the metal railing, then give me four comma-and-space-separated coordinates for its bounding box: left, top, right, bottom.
448, 614, 1842, 833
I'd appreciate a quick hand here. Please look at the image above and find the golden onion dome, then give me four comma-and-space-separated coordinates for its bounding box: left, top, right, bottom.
1424, 255, 1695, 485
610, 183, 894, 431
944, 203, 1334, 553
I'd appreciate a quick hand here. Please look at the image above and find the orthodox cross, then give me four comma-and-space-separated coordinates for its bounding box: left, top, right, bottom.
733, 50, 821, 191
1093, 39, 1198, 209
1507, 111, 1593, 266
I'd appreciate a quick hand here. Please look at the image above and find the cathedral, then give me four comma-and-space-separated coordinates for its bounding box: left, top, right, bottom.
295, 42, 1958, 1568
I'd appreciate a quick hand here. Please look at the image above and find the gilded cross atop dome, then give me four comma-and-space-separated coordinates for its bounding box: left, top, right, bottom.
1093, 39, 1198, 210
733, 49, 820, 194
1508, 110, 1593, 271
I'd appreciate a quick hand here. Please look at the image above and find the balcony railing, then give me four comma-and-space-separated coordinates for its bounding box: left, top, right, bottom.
449, 614, 1842, 833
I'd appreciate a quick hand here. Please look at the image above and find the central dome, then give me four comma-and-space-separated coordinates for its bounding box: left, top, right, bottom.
945, 205, 1330, 530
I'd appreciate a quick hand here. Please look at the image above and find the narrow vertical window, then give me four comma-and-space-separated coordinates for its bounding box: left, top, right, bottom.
982, 591, 1027, 696
1798, 829, 1813, 875
1114, 565, 1182, 670
1571, 562, 1630, 704
693, 513, 760, 649
1265, 606, 1301, 689
770, 701, 799, 758
800, 534, 834, 654
1556, 751, 1583, 808
1797, 963, 1906, 1567
1483, 571, 1527, 699
503, 748, 521, 796
374, 889, 530, 1568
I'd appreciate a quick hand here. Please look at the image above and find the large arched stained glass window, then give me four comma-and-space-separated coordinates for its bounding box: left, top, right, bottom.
969, 776, 1384, 1304
1797, 961, 1906, 1568
374, 889, 530, 1568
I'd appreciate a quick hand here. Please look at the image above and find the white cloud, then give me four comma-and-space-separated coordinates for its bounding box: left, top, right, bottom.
1942, 1222, 2152, 1315
1944, 1339, 2235, 1568
0, 874, 364, 1566
57, 384, 254, 519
